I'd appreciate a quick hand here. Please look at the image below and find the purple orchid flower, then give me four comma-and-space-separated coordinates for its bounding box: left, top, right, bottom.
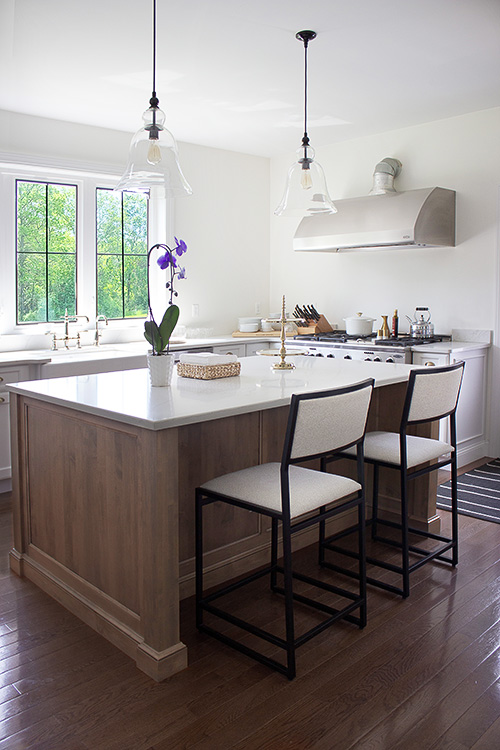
157, 250, 176, 270
177, 266, 186, 280
174, 237, 187, 257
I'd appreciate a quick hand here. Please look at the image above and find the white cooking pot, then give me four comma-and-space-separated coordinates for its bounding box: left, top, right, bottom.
343, 313, 376, 336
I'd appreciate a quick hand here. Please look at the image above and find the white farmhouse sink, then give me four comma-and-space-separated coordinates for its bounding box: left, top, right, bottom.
46, 346, 123, 360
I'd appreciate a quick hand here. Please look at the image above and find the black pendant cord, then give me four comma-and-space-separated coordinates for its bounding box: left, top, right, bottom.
295, 31, 316, 153
302, 38, 309, 148
149, 0, 159, 133
149, 0, 159, 107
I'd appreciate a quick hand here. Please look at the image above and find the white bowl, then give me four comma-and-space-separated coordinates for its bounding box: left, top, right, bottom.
239, 322, 260, 333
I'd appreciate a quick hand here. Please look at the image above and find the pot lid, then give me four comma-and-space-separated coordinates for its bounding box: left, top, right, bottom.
344, 312, 375, 321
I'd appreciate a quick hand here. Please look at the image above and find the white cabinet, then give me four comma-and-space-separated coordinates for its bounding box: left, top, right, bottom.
411, 352, 449, 368
412, 347, 488, 467
212, 343, 246, 358
0, 364, 37, 487
245, 342, 270, 356
212, 342, 271, 357
450, 350, 487, 458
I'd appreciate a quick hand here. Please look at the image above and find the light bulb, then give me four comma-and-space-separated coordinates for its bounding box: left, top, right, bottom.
301, 168, 313, 190
147, 140, 161, 165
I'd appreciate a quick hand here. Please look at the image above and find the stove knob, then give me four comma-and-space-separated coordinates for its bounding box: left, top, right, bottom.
344, 355, 352, 360
364, 357, 372, 361
386, 357, 394, 363
373, 357, 381, 362
316, 352, 323, 357
327, 353, 335, 358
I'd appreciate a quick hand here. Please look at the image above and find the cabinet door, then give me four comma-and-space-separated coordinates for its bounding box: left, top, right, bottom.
245, 342, 269, 356
452, 352, 486, 445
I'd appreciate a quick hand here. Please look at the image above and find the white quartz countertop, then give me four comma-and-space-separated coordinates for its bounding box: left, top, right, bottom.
411, 341, 490, 354
7, 355, 415, 430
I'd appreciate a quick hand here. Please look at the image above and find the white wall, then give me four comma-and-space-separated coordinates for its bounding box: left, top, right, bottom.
0, 110, 270, 336
270, 107, 500, 333
175, 141, 270, 333
270, 107, 500, 454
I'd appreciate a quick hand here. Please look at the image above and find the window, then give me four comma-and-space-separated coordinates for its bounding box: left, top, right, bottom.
96, 189, 149, 319
16, 180, 77, 323
11, 171, 150, 329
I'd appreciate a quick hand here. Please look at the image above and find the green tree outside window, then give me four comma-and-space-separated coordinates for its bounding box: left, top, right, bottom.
96, 189, 148, 319
16, 181, 77, 324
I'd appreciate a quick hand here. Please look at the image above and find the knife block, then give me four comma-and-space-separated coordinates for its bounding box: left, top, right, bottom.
296, 315, 333, 335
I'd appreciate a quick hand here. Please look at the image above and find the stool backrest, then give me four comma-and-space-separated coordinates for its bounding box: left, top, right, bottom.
284, 379, 374, 464
403, 361, 465, 426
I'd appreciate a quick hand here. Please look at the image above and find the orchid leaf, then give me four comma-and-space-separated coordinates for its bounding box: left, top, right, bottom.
144, 320, 163, 353
158, 304, 179, 349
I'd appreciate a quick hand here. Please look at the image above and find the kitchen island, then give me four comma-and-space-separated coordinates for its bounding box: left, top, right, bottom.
8, 356, 439, 680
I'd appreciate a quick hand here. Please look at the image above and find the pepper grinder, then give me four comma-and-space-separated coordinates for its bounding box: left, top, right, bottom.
381, 315, 391, 339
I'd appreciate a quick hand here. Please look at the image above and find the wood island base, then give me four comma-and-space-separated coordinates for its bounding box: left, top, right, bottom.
9, 379, 440, 681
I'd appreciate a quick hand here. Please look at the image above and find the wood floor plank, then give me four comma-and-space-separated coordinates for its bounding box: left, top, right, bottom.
428, 677, 500, 749
0, 498, 499, 750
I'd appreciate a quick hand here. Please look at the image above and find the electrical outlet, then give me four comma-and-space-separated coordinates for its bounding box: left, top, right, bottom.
255, 302, 261, 315
192, 304, 199, 318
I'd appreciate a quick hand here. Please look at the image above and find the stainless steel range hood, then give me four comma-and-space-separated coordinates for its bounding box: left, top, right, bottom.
293, 186, 456, 252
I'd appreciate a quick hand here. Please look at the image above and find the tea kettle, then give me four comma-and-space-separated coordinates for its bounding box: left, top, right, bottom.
405, 307, 435, 338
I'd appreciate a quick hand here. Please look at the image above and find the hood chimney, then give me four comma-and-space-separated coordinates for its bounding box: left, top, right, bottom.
369, 157, 402, 195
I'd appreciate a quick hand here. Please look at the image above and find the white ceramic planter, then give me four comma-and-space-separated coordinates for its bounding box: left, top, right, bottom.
147, 352, 175, 387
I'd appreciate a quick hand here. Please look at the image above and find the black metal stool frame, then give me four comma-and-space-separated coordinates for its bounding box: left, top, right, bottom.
319, 362, 464, 599
195, 379, 374, 680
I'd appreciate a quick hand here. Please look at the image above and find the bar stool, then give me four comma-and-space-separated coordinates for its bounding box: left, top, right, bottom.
195, 379, 374, 680
320, 362, 464, 599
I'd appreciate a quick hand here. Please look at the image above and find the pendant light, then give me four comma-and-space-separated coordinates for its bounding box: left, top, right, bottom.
275, 30, 336, 217
115, 0, 192, 197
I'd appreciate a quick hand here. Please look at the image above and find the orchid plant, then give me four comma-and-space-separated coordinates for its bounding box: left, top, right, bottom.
144, 238, 187, 355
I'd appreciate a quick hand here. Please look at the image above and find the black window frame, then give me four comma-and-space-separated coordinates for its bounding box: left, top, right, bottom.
15, 178, 78, 326
95, 187, 150, 321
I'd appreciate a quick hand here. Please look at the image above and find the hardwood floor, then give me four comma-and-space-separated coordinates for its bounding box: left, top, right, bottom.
0, 491, 499, 749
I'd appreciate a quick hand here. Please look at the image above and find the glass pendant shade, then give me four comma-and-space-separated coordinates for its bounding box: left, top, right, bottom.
115, 105, 192, 196
274, 144, 337, 216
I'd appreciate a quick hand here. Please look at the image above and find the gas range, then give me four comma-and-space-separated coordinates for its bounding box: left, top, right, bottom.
291, 331, 451, 364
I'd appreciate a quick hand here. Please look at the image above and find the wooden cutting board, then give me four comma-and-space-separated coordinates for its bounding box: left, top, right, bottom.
231, 331, 282, 337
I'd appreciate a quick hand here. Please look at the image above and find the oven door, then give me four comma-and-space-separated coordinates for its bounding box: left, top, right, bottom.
298, 344, 410, 363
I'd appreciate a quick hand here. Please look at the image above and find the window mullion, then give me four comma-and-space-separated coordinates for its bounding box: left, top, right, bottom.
45, 182, 49, 321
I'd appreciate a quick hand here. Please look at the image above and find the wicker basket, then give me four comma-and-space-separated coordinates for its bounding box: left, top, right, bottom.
177, 361, 241, 380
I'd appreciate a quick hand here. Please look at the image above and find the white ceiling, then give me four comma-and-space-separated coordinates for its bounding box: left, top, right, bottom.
1, 0, 500, 158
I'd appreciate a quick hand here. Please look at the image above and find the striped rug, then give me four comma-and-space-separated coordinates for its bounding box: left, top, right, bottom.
437, 458, 500, 524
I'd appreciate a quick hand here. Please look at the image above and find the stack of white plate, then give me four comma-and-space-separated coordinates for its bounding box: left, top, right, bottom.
238, 317, 261, 333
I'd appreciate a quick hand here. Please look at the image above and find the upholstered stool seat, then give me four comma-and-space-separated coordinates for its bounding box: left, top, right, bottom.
195, 379, 374, 680
201, 463, 361, 518
344, 432, 453, 468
